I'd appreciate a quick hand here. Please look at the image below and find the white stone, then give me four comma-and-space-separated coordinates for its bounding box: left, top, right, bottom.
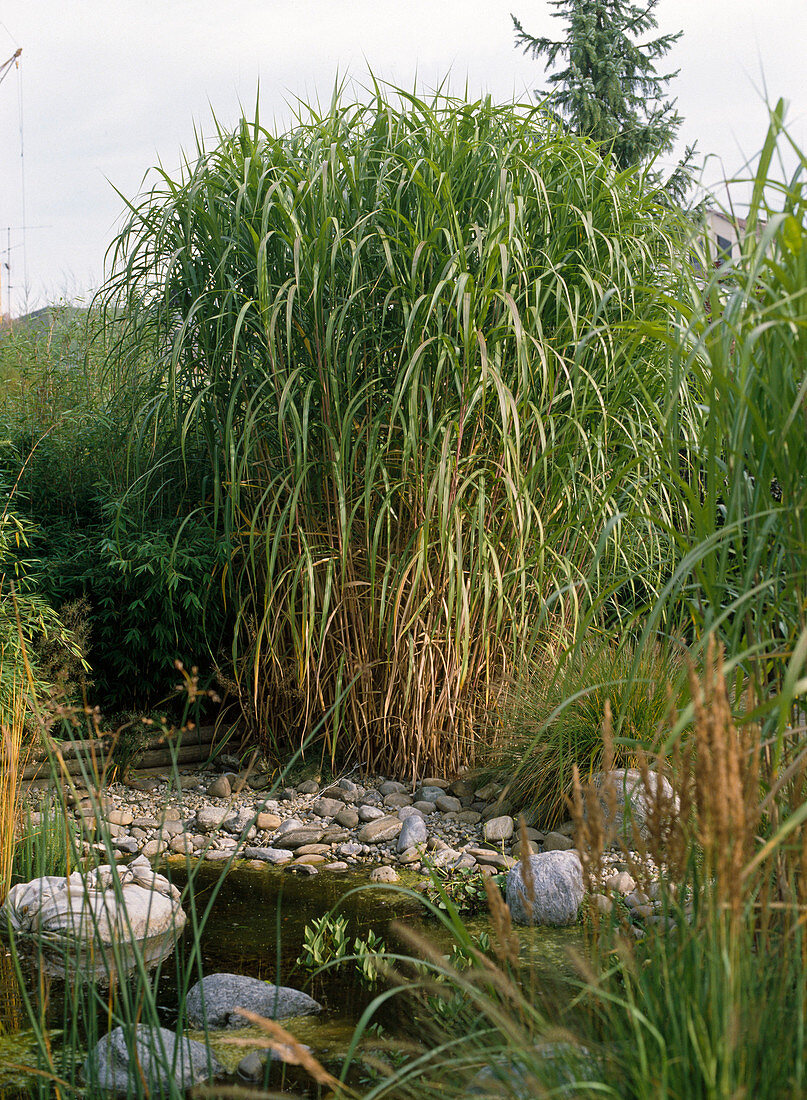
1, 857, 186, 974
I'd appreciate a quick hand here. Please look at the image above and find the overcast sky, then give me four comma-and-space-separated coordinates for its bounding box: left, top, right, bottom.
1, 1, 805, 316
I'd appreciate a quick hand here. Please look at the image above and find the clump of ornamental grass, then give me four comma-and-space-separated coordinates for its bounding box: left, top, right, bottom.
98, 83, 695, 776
483, 633, 684, 829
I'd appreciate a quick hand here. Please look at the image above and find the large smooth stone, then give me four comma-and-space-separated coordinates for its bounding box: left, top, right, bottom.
505, 850, 584, 926
0, 856, 186, 975
82, 1025, 222, 1093
589, 769, 678, 844
83, 1025, 221, 1093
186, 973, 322, 1029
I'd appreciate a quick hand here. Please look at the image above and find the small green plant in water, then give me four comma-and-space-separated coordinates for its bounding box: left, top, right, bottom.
297, 913, 350, 972
354, 928, 386, 986
297, 913, 387, 987
421, 865, 506, 915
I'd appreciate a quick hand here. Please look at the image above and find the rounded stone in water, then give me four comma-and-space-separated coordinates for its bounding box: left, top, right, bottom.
186, 973, 322, 1029
82, 1024, 222, 1093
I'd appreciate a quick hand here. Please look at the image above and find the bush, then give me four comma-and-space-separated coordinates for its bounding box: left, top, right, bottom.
0, 307, 227, 714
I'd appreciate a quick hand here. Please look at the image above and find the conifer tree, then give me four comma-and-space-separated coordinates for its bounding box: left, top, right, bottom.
513, 0, 694, 189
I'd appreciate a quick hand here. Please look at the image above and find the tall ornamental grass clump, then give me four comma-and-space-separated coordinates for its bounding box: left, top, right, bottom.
100, 87, 694, 774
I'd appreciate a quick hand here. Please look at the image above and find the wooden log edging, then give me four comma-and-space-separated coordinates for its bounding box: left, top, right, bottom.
22, 724, 221, 787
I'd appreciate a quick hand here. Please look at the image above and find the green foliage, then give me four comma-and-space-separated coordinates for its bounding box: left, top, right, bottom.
513, 0, 695, 192
485, 635, 684, 827
0, 307, 227, 714
297, 912, 351, 972
420, 864, 506, 915
11, 796, 77, 885
0, 505, 88, 720
297, 912, 388, 987
645, 99, 807, 712
98, 85, 694, 773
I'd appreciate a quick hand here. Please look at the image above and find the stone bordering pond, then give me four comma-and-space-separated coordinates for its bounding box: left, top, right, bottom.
23, 768, 663, 925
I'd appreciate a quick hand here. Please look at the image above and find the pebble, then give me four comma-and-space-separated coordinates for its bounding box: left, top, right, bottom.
370, 865, 400, 883
543, 832, 575, 852
605, 871, 636, 895
335, 808, 360, 828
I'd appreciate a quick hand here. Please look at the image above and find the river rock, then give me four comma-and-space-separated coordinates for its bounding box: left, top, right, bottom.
336, 841, 362, 858
241, 847, 294, 864
397, 805, 424, 821
296, 779, 320, 795
107, 810, 133, 827
397, 814, 427, 852
413, 801, 437, 814
358, 816, 402, 844
543, 832, 575, 852
370, 865, 400, 883
169, 834, 196, 855
335, 808, 360, 828
272, 828, 323, 850
359, 805, 385, 822
186, 974, 322, 1028
383, 792, 412, 809
466, 848, 515, 870
414, 786, 444, 803
256, 812, 282, 831
505, 850, 584, 926
82, 1025, 223, 1093
589, 768, 678, 844
605, 871, 635, 895
435, 795, 462, 814
378, 781, 407, 796
197, 806, 230, 833
312, 798, 343, 818
483, 816, 514, 843
207, 776, 231, 799
223, 807, 257, 836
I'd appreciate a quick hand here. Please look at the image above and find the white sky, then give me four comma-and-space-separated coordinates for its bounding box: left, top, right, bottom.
1, 0, 806, 315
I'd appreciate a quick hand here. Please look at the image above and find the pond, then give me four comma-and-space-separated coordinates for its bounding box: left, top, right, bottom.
0, 860, 583, 1096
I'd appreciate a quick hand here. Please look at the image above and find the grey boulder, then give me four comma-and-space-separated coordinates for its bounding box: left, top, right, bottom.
397, 814, 427, 852
0, 857, 186, 974
186, 973, 322, 1029
82, 1025, 222, 1094
506, 850, 584, 926
590, 768, 678, 844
